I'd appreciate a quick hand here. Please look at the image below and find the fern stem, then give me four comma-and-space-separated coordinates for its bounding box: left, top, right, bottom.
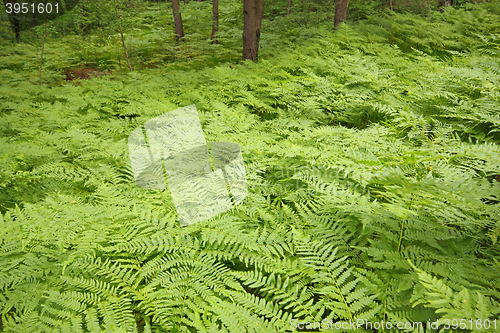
382, 278, 390, 333
397, 219, 405, 253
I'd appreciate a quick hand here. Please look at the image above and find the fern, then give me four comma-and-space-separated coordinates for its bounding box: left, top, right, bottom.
1, 2, 500, 332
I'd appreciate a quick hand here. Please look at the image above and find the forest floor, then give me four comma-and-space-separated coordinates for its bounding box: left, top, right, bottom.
1, 1, 500, 332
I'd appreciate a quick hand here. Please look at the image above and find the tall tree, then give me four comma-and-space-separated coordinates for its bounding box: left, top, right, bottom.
242, 0, 264, 61
438, 0, 453, 6
287, 0, 292, 16
3, 0, 79, 39
39, 13, 48, 84
211, 0, 219, 44
334, 0, 349, 28
171, 0, 184, 39
3, 0, 20, 40
115, 0, 133, 72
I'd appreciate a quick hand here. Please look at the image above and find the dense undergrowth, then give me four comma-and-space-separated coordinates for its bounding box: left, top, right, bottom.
1, 0, 500, 332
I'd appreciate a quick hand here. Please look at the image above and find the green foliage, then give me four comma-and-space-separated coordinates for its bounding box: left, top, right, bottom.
1, 1, 500, 332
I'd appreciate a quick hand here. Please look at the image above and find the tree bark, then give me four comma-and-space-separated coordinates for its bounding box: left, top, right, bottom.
287, 0, 292, 16
171, 0, 184, 39
114, 0, 133, 72
3, 0, 21, 40
438, 0, 453, 6
211, 0, 219, 44
334, 0, 350, 28
184, 0, 188, 3
39, 15, 47, 84
242, 0, 264, 61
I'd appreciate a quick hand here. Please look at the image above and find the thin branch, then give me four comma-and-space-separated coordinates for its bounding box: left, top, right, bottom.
114, 0, 133, 72
39, 15, 48, 85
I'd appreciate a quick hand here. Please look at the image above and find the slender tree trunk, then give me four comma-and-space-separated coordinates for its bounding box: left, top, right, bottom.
80, 4, 88, 34
334, 0, 350, 28
184, 0, 188, 3
242, 0, 264, 61
438, 0, 453, 6
3, 0, 21, 40
39, 16, 47, 84
32, 11, 37, 27
256, 1, 263, 54
211, 0, 219, 44
171, 0, 184, 39
12, 16, 20, 40
287, 0, 292, 16
114, 0, 133, 72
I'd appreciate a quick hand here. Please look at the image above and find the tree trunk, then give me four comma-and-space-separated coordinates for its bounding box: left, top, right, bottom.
39, 15, 47, 84
242, 0, 264, 61
114, 0, 133, 72
438, 0, 453, 6
334, 0, 349, 28
3, 0, 21, 40
171, 0, 184, 39
211, 0, 219, 44
287, 0, 292, 16
184, 0, 188, 3
12, 13, 20, 40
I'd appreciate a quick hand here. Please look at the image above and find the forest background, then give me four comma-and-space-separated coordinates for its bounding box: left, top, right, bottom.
1, 0, 500, 332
